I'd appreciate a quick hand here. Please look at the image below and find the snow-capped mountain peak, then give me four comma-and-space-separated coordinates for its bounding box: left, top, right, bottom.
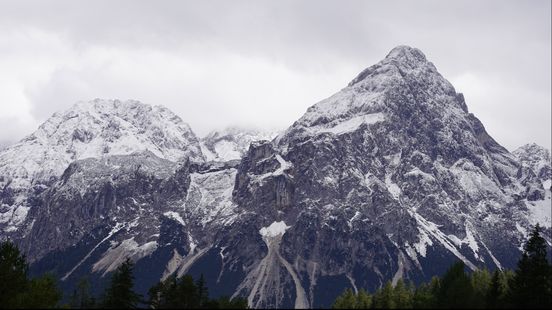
348, 45, 442, 86
385, 45, 427, 60
35, 98, 202, 162
0, 99, 203, 232
279, 45, 462, 144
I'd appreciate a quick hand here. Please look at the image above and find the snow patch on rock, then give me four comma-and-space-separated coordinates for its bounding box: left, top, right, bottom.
200, 127, 279, 162
316, 113, 385, 135
183, 168, 239, 226
164, 211, 186, 226
259, 221, 290, 238
525, 185, 552, 228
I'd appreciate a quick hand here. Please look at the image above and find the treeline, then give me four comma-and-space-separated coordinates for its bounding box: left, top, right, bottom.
0, 241, 61, 308
72, 259, 248, 309
0, 241, 247, 309
2, 225, 550, 309
333, 224, 552, 309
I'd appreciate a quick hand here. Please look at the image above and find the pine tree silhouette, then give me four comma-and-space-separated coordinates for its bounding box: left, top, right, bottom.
0, 240, 28, 308
102, 258, 142, 309
509, 224, 552, 308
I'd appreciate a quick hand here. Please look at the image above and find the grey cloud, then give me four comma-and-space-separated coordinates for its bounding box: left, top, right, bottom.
0, 0, 549, 150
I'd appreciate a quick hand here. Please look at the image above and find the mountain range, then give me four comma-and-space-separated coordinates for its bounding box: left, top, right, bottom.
0, 45, 550, 309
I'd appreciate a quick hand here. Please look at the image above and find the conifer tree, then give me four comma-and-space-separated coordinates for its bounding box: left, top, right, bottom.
486, 269, 510, 309
148, 273, 247, 309
393, 279, 413, 309
70, 277, 95, 309
509, 224, 552, 308
0, 240, 28, 308
147, 280, 163, 309
470, 268, 491, 308
102, 258, 142, 309
19, 274, 62, 309
196, 273, 209, 307
214, 295, 249, 309
356, 289, 372, 308
412, 279, 439, 309
436, 261, 474, 308
178, 274, 200, 308
148, 274, 181, 309
373, 281, 396, 309
0, 241, 61, 308
332, 288, 356, 309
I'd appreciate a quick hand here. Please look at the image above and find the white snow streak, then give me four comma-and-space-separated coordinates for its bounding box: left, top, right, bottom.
526, 184, 552, 228
164, 211, 186, 226
274, 155, 293, 176
62, 223, 125, 280
317, 113, 385, 135
412, 212, 478, 271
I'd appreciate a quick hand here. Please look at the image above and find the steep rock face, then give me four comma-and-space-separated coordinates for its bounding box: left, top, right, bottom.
200, 127, 279, 162
19, 149, 244, 261
0, 99, 204, 233
513, 143, 551, 183
20, 151, 185, 262
512, 143, 552, 231
22, 150, 244, 298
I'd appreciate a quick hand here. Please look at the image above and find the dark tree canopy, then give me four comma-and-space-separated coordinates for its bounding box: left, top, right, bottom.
436, 261, 474, 308
70, 277, 96, 309
509, 224, 552, 308
147, 273, 247, 309
0, 240, 28, 308
0, 240, 61, 308
101, 258, 142, 309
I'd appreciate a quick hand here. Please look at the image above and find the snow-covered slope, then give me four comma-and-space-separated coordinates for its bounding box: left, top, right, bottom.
0, 142, 10, 151
0, 99, 203, 233
513, 143, 551, 182
513, 143, 552, 229
200, 127, 279, 162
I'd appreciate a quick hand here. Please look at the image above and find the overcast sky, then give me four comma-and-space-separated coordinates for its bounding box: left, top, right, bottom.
0, 0, 550, 150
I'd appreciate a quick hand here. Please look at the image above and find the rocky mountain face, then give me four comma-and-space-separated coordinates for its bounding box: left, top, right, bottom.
0, 99, 204, 234
200, 127, 279, 162
0, 46, 550, 309
513, 143, 551, 185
